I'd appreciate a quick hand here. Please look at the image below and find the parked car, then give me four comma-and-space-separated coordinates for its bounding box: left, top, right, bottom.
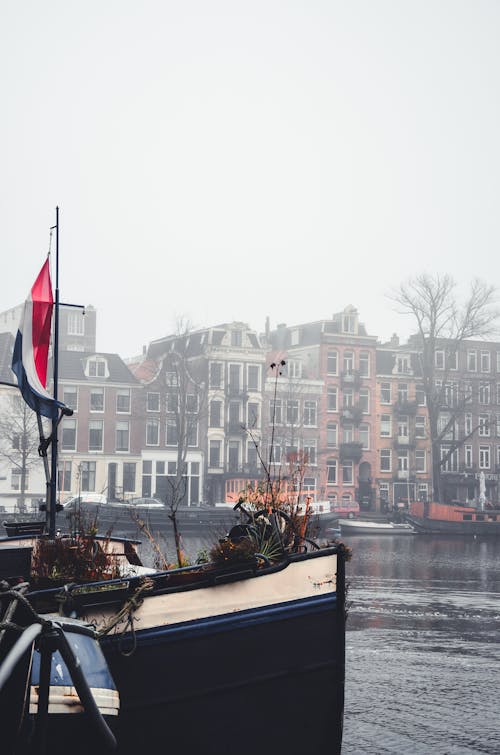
61, 493, 108, 511
330, 501, 360, 519
123, 497, 165, 510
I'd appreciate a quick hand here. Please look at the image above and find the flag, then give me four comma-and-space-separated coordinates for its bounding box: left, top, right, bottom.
11, 257, 64, 419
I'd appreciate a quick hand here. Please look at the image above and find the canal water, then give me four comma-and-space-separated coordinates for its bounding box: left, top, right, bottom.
134, 527, 500, 754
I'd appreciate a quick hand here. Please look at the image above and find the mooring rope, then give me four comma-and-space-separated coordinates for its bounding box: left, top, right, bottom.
96, 577, 155, 656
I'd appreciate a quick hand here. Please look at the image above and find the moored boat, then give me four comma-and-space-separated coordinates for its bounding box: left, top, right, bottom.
406, 500, 500, 536
0, 222, 348, 754
337, 518, 415, 535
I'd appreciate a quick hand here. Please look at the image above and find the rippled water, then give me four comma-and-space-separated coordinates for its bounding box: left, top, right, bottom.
342, 535, 500, 754
129, 526, 500, 754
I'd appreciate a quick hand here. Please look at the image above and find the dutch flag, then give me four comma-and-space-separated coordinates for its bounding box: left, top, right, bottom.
11, 257, 64, 420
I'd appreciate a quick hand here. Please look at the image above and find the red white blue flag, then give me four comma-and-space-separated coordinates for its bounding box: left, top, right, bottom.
11, 257, 64, 419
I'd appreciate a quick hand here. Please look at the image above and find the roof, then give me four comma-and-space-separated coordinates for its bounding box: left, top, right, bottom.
56, 351, 140, 384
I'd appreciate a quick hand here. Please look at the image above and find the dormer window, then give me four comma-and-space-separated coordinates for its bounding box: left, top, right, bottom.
231, 329, 243, 347
86, 356, 109, 379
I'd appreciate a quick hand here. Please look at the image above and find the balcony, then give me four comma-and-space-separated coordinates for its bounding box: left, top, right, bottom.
339, 441, 363, 463
340, 405, 363, 426
394, 400, 418, 415
341, 370, 362, 389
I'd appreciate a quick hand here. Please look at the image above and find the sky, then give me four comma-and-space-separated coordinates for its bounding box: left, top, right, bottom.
1, 1, 500, 358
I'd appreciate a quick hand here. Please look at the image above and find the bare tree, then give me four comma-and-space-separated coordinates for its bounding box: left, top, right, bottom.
0, 392, 45, 511
159, 320, 207, 565
391, 274, 499, 501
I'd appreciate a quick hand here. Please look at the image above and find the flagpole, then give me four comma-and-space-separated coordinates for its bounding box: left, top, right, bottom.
48, 206, 60, 538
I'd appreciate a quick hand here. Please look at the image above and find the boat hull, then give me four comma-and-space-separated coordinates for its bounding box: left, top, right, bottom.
19, 547, 345, 754
338, 519, 415, 535
407, 501, 500, 536
406, 514, 500, 535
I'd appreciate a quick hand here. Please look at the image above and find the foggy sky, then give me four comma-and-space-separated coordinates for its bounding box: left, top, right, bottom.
2, 1, 500, 358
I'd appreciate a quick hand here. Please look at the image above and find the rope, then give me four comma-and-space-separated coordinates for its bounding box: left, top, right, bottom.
96, 578, 155, 656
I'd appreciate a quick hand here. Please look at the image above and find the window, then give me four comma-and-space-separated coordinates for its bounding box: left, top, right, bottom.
116, 421, 129, 452
229, 400, 241, 425
147, 392, 160, 412
380, 449, 391, 472
343, 389, 353, 408
418, 483, 428, 502
342, 460, 353, 484
187, 422, 198, 447
342, 313, 356, 333
288, 360, 302, 379
186, 394, 199, 413
359, 351, 370, 377
142, 460, 152, 497
229, 364, 241, 391
327, 423, 338, 448
58, 461, 72, 492
327, 386, 338, 412
497, 352, 500, 373
270, 439, 282, 464
467, 350, 477, 372
303, 439, 317, 465
415, 415, 426, 438
247, 442, 258, 468
89, 420, 103, 451
398, 383, 408, 403
247, 402, 259, 427
465, 445, 473, 468
479, 383, 491, 404
359, 388, 370, 413
342, 424, 354, 443
210, 362, 223, 388
90, 388, 104, 412
343, 351, 354, 374
166, 392, 178, 413
415, 450, 426, 473
396, 355, 410, 374
398, 416, 409, 438
327, 350, 338, 375
11, 468, 29, 490
398, 451, 409, 472
67, 312, 84, 335
479, 414, 490, 437
116, 389, 131, 413
435, 350, 445, 369
62, 419, 77, 450
380, 382, 391, 404
166, 420, 179, 446
80, 461, 96, 492
380, 415, 392, 437
247, 365, 260, 391
327, 458, 337, 484
209, 440, 222, 468
416, 384, 426, 406
87, 357, 107, 378
231, 330, 242, 347
270, 398, 282, 424
479, 445, 491, 469
303, 400, 317, 426
481, 351, 491, 372
465, 413, 473, 436
62, 385, 78, 411
359, 423, 370, 450
146, 419, 159, 446
441, 447, 458, 472
286, 400, 299, 425
228, 440, 240, 471
123, 463, 136, 493
497, 414, 500, 437
448, 351, 458, 370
